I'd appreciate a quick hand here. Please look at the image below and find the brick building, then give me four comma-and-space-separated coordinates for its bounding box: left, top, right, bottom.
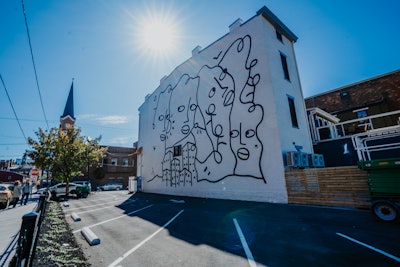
305, 69, 400, 127
0, 160, 12, 171
305, 70, 400, 166
0, 170, 23, 183
88, 145, 138, 189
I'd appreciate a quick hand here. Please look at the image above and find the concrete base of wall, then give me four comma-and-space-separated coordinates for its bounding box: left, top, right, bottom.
285, 166, 370, 209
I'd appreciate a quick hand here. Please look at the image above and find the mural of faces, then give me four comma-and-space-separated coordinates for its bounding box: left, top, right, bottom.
150, 34, 266, 185
152, 86, 173, 144
230, 104, 264, 178
166, 75, 199, 148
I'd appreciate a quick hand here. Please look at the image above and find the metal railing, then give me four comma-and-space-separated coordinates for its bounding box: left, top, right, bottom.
351, 125, 400, 161
9, 193, 50, 267
310, 110, 400, 143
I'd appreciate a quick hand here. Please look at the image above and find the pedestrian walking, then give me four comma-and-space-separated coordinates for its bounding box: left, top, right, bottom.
12, 180, 22, 208
20, 178, 31, 205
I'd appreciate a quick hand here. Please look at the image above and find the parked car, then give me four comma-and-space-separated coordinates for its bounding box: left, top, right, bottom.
0, 183, 14, 208
96, 182, 123, 191
38, 182, 90, 199
38, 180, 58, 189
73, 181, 92, 192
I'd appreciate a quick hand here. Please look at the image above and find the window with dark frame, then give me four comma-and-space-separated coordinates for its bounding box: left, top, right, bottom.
173, 145, 182, 157
340, 91, 350, 100
276, 30, 283, 42
280, 53, 290, 81
288, 96, 299, 128
356, 109, 368, 119
122, 158, 128, 167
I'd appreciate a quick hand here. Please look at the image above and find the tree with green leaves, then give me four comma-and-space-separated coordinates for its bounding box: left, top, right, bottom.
27, 127, 107, 197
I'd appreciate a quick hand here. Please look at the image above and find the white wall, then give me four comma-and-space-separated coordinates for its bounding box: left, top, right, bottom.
261, 15, 314, 157
138, 10, 312, 203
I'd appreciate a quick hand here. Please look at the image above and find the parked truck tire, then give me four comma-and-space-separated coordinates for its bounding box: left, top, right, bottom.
51, 191, 58, 200
70, 190, 78, 198
371, 200, 398, 222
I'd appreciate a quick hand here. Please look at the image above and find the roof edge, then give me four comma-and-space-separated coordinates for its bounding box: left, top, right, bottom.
305, 69, 400, 100
256, 6, 298, 42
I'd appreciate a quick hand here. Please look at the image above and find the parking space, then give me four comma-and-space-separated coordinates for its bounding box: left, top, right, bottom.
63, 191, 400, 267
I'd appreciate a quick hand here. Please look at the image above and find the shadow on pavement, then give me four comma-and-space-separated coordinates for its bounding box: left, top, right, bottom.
112, 192, 400, 267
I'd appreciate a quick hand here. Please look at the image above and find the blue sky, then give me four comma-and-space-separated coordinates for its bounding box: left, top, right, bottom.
1, 0, 399, 160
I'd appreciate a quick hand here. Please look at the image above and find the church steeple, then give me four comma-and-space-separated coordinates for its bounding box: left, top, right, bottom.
60, 81, 76, 130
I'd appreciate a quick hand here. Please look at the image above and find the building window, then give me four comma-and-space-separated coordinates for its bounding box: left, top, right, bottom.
340, 91, 350, 100
111, 158, 118, 166
354, 108, 368, 119
288, 96, 299, 128
357, 110, 367, 118
102, 158, 108, 166
276, 30, 283, 42
173, 145, 182, 157
280, 53, 290, 81
122, 158, 128, 167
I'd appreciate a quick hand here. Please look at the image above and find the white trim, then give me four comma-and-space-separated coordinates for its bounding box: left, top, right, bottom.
352, 107, 369, 113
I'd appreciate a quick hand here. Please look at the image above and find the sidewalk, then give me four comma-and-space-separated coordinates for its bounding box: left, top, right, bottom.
0, 193, 39, 267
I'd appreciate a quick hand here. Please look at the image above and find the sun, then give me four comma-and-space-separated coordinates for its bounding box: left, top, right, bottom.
139, 18, 179, 54
133, 6, 184, 61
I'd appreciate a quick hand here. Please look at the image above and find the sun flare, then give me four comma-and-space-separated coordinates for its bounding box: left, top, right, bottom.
140, 19, 178, 53
133, 7, 183, 60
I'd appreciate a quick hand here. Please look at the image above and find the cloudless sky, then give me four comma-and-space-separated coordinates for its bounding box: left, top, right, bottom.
1, 0, 399, 160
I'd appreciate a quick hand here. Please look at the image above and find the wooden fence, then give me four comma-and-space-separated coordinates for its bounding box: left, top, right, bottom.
285, 166, 370, 209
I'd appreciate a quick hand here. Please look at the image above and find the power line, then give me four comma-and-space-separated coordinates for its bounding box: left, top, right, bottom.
21, 0, 49, 129
0, 116, 55, 122
0, 143, 27, 146
0, 74, 28, 145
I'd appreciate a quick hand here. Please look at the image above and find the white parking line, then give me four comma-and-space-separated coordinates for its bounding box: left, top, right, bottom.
74, 205, 120, 215
65, 197, 131, 211
233, 218, 257, 267
67, 199, 136, 215
336, 233, 400, 263
72, 205, 153, 234
108, 209, 184, 267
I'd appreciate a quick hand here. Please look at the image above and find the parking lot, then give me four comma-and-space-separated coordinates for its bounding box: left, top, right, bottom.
63, 191, 400, 267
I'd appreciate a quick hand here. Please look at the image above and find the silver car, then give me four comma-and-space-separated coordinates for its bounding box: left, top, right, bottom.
96, 182, 123, 191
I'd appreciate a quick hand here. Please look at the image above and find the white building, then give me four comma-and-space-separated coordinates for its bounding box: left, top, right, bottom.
137, 6, 313, 203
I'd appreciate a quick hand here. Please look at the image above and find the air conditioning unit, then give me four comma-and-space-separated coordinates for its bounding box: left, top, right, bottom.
317, 154, 325, 168
300, 152, 309, 168
308, 154, 325, 168
286, 151, 301, 167
308, 154, 319, 167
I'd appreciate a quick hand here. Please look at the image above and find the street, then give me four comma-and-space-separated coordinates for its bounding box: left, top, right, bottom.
63, 191, 400, 267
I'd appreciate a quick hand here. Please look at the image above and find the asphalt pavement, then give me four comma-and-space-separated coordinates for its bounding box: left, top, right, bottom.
66, 191, 400, 267
2, 191, 400, 267
0, 193, 39, 267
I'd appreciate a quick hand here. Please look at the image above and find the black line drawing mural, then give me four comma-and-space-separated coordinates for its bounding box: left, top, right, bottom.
148, 35, 266, 187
